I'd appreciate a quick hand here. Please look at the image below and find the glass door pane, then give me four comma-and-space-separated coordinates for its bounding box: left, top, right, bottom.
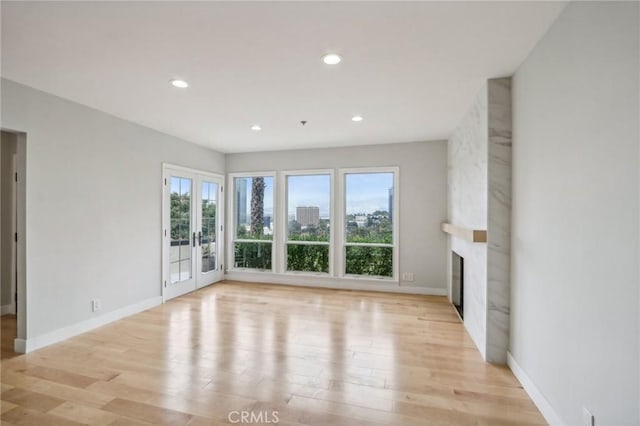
201, 181, 217, 274
196, 174, 224, 288
170, 177, 193, 283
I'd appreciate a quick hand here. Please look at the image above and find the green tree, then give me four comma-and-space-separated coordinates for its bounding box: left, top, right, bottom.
287, 244, 329, 273
345, 246, 393, 277
170, 192, 190, 242
234, 242, 272, 270
251, 177, 265, 236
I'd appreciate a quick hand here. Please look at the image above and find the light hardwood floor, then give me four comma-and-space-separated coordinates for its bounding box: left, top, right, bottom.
0, 281, 545, 425
1, 314, 18, 361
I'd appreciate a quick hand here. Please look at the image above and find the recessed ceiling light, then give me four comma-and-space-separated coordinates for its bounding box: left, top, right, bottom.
352, 115, 363, 122
251, 125, 262, 131
322, 53, 342, 65
170, 79, 189, 88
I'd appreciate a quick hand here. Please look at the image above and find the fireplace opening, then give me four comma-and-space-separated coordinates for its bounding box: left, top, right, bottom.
452, 251, 464, 319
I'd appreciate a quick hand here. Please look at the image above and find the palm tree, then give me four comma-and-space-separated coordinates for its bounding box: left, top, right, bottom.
250, 177, 265, 236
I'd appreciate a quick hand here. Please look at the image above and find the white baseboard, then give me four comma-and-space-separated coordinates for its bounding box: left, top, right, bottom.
1, 304, 15, 315
14, 338, 26, 353
507, 352, 564, 425
14, 296, 162, 354
225, 271, 447, 296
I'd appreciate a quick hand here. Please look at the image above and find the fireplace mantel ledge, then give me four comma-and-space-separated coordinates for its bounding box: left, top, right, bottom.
441, 223, 487, 243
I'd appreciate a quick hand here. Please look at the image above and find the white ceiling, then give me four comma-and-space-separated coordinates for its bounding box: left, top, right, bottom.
1, 1, 566, 153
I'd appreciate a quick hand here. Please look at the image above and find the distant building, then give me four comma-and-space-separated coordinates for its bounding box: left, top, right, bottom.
296, 206, 320, 226
236, 178, 248, 226
388, 187, 394, 220
263, 215, 272, 230
355, 214, 367, 228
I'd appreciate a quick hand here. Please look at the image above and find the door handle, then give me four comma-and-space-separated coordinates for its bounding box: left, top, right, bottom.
192, 232, 196, 247
198, 231, 202, 246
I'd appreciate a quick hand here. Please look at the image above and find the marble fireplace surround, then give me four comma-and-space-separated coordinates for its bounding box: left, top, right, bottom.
446, 78, 512, 364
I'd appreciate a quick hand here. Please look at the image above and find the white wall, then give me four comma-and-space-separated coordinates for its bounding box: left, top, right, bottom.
226, 141, 448, 293
510, 2, 639, 425
0, 79, 225, 343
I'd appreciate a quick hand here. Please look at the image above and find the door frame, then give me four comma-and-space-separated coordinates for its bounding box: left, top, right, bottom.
161, 163, 224, 302
9, 153, 17, 315
1, 129, 27, 353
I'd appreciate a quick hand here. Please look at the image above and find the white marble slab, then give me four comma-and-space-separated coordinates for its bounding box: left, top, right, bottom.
448, 83, 488, 358
447, 77, 512, 363
486, 77, 512, 363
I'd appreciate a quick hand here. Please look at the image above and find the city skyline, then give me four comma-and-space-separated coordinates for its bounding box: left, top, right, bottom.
235, 173, 394, 224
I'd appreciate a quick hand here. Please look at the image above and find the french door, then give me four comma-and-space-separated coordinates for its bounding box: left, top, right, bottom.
163, 165, 224, 301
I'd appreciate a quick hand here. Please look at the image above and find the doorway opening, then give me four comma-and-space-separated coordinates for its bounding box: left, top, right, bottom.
162, 164, 225, 301
0, 130, 25, 357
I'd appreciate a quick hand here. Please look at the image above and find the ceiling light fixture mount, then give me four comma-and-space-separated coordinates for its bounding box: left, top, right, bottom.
170, 79, 189, 88
351, 115, 363, 122
322, 53, 342, 65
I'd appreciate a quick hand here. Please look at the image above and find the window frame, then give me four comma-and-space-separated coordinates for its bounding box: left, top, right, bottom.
279, 169, 335, 276
338, 167, 399, 281
228, 171, 277, 272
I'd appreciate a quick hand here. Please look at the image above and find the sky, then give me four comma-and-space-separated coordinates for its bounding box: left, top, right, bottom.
288, 175, 330, 217
344, 173, 394, 215
236, 173, 393, 219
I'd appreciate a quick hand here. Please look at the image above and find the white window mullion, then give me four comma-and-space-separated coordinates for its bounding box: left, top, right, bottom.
336, 169, 346, 278
393, 169, 399, 282
276, 171, 286, 274
286, 241, 330, 246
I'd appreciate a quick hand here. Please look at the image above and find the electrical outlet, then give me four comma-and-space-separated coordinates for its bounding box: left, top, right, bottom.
582, 407, 594, 426
402, 272, 415, 282
91, 299, 101, 312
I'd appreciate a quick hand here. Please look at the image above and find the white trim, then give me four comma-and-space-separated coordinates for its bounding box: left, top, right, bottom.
14, 296, 162, 353
14, 338, 26, 354
225, 271, 445, 296
9, 153, 17, 314
1, 304, 15, 315
14, 132, 26, 344
507, 352, 564, 426
344, 242, 394, 247
284, 241, 330, 246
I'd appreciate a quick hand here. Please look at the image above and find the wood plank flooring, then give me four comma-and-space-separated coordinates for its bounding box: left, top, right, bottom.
0, 281, 545, 425
1, 314, 18, 361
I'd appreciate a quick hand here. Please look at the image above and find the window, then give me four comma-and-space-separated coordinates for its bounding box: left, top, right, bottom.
232, 175, 274, 270
343, 171, 396, 278
228, 167, 398, 282
285, 173, 331, 273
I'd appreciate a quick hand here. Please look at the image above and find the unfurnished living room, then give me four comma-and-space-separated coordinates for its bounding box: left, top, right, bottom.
0, 1, 638, 425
